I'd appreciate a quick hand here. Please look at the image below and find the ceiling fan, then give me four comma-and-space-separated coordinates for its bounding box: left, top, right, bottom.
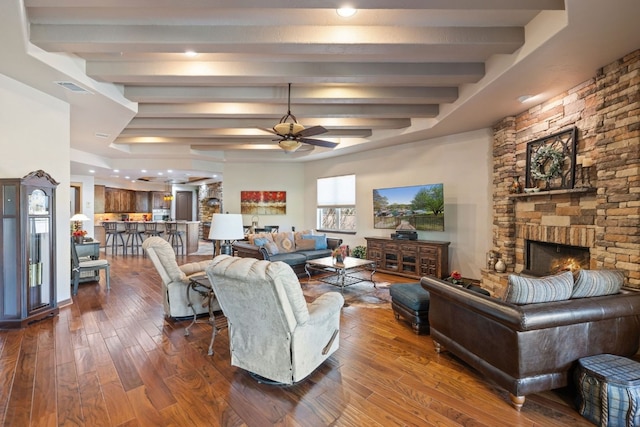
269, 83, 339, 153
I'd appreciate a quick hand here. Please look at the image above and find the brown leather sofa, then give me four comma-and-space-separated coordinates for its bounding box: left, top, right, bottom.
421, 276, 640, 410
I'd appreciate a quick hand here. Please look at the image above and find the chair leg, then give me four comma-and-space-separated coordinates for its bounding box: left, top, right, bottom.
73, 272, 80, 296
105, 265, 110, 291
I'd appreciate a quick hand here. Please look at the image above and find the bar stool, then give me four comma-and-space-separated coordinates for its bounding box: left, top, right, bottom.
143, 222, 164, 239
123, 222, 144, 256
165, 221, 185, 256
103, 221, 125, 256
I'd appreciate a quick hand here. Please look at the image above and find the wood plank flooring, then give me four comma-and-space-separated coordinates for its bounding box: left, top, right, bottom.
0, 250, 596, 426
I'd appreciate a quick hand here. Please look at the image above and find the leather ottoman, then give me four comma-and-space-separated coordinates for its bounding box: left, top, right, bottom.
390, 283, 430, 334
575, 354, 640, 427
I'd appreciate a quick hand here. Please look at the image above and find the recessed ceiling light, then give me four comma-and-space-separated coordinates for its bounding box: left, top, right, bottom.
125, 176, 130, 179
158, 172, 163, 175
185, 50, 198, 57
88, 170, 95, 173
141, 169, 147, 173
167, 169, 173, 173
336, 7, 356, 17
113, 169, 119, 173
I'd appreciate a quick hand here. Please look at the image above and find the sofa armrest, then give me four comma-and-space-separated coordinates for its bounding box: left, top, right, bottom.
421, 276, 640, 332
326, 237, 343, 250
232, 241, 268, 260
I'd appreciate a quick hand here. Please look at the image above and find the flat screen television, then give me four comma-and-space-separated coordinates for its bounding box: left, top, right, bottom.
373, 183, 444, 231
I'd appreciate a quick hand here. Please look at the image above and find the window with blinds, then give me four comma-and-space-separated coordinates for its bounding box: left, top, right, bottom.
316, 174, 356, 232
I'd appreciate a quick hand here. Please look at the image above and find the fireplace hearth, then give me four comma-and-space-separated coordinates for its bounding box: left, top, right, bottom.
524, 240, 590, 277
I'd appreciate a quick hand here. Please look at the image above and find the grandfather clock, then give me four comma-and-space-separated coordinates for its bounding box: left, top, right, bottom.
0, 170, 59, 328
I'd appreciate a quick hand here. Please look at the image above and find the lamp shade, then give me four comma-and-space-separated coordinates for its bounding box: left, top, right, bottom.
278, 140, 302, 152
208, 213, 245, 241
70, 213, 90, 222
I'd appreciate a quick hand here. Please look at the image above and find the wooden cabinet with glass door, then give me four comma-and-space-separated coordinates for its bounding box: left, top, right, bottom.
0, 170, 59, 328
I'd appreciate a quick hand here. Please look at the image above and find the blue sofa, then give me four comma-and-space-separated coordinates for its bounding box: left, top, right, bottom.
232, 231, 342, 277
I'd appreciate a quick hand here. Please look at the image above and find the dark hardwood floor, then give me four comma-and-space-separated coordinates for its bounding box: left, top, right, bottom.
0, 249, 595, 426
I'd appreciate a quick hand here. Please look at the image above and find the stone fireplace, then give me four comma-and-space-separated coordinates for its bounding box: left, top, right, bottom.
482, 49, 639, 296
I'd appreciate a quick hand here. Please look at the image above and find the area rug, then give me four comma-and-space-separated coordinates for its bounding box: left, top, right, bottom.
301, 274, 392, 309
190, 243, 393, 309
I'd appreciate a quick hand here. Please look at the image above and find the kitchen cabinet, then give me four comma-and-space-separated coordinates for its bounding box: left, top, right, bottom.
135, 191, 150, 212
365, 237, 450, 280
94, 185, 105, 214
104, 187, 135, 212
152, 191, 170, 209
0, 170, 59, 328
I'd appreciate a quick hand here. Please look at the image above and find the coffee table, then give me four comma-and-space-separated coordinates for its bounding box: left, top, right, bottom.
305, 256, 376, 294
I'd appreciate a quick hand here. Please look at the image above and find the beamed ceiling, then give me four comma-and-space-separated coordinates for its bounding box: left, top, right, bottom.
2, 0, 639, 184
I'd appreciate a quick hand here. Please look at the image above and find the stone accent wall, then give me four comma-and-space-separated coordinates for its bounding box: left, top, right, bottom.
198, 182, 222, 239
483, 49, 640, 294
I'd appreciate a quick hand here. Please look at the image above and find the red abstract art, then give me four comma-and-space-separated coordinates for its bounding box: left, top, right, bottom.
240, 191, 286, 215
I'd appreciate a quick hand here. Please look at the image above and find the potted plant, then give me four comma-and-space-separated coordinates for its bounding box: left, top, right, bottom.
351, 245, 367, 259
72, 229, 87, 244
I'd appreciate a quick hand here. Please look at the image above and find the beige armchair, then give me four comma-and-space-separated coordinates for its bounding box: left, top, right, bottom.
206, 255, 344, 385
142, 236, 219, 319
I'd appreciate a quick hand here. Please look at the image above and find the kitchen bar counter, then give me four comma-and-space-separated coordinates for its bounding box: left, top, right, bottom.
94, 221, 200, 254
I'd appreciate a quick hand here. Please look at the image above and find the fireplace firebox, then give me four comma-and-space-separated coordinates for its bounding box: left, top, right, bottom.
524, 240, 590, 277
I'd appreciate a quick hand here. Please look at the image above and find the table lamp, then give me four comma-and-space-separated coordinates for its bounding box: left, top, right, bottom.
208, 213, 245, 256
70, 213, 90, 232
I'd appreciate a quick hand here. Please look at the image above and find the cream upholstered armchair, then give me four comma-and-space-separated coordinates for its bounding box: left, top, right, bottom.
206, 255, 344, 385
143, 236, 219, 319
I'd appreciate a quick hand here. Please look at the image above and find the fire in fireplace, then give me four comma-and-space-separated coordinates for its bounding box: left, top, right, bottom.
524, 240, 590, 277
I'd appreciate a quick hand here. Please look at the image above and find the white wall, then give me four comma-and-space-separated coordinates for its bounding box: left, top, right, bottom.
0, 73, 72, 302
70, 174, 95, 237
304, 129, 494, 279
222, 162, 305, 231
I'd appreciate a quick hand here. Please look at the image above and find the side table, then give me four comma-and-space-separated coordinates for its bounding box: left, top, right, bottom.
185, 275, 218, 355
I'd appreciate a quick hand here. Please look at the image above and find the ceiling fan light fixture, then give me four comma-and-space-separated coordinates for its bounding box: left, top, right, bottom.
279, 140, 302, 152
274, 122, 304, 135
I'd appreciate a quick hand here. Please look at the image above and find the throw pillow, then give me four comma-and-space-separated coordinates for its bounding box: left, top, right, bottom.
263, 241, 280, 256
302, 234, 327, 250
504, 270, 574, 305
571, 269, 624, 298
253, 237, 269, 247
295, 238, 316, 251
273, 232, 296, 253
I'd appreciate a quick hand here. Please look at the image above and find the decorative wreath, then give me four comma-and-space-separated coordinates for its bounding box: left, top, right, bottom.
530, 145, 564, 181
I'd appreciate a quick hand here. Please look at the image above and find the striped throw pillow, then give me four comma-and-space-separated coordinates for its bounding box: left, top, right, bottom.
571, 269, 624, 298
504, 271, 574, 305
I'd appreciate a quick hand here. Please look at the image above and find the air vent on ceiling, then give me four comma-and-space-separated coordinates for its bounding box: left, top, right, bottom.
54, 81, 93, 94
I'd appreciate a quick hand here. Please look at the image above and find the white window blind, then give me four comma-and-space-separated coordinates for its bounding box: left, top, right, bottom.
317, 174, 355, 207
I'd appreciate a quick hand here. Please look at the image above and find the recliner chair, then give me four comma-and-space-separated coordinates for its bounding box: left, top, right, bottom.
206, 255, 344, 385
143, 236, 219, 319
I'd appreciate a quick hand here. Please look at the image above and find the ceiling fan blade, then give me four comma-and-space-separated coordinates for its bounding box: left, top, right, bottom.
299, 137, 339, 148
297, 125, 327, 137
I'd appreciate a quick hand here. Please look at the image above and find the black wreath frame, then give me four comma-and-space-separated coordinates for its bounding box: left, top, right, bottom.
525, 127, 577, 190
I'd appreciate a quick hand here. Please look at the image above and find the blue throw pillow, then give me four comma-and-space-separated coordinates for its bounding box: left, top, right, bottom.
302, 234, 327, 250
253, 237, 269, 247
